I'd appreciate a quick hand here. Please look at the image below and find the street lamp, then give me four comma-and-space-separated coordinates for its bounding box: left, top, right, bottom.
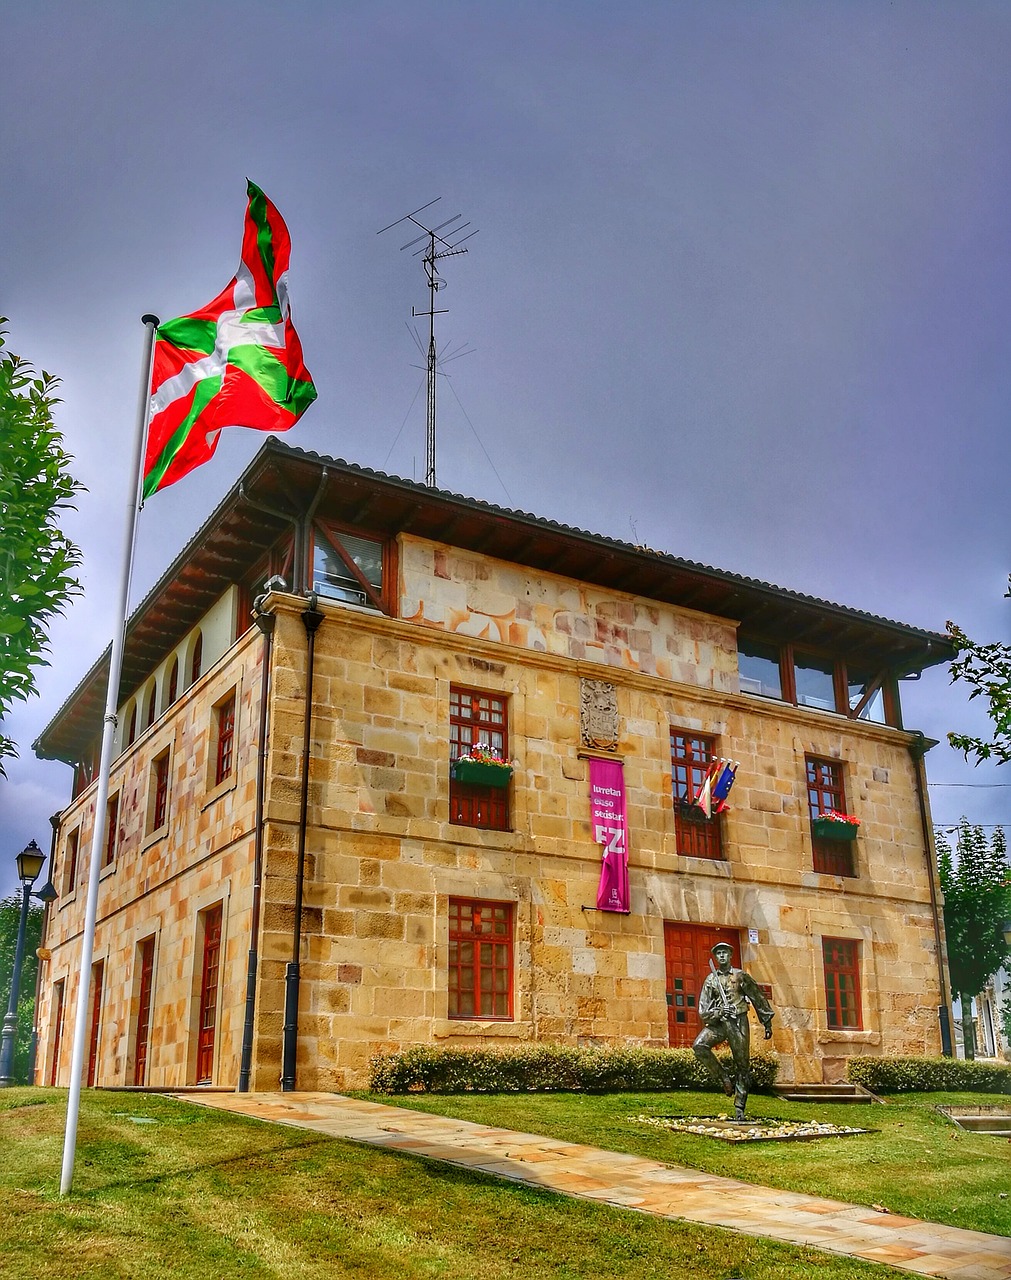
0, 841, 52, 1087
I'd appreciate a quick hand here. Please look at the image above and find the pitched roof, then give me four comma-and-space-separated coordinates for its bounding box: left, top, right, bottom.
35, 437, 953, 764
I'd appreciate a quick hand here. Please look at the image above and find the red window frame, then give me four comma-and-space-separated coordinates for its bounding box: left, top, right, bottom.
103, 794, 119, 868
448, 898, 514, 1020
144, 685, 157, 731
449, 686, 510, 831
670, 730, 724, 860
190, 632, 203, 686
196, 904, 222, 1083
127, 702, 138, 746
806, 756, 855, 876
49, 979, 65, 1086
215, 694, 236, 785
152, 752, 170, 831
134, 936, 156, 1086
87, 960, 104, 1087
65, 829, 80, 894
823, 937, 862, 1029
166, 656, 179, 709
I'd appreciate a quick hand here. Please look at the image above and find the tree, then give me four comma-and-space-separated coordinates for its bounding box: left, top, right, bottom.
947, 590, 1011, 766
0, 894, 43, 1083
936, 820, 1011, 1059
0, 320, 83, 771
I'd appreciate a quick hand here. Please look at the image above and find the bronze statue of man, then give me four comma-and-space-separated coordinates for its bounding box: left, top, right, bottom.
692, 942, 774, 1120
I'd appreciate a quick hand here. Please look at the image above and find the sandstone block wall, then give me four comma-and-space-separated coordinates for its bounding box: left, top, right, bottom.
38, 625, 262, 1089
38, 541, 947, 1095
250, 547, 946, 1091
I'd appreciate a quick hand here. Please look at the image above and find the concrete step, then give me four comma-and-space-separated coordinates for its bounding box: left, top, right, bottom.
774, 1082, 881, 1105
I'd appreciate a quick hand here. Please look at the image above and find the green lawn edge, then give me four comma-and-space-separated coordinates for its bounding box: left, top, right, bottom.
0, 1087, 898, 1280
361, 1087, 1011, 1237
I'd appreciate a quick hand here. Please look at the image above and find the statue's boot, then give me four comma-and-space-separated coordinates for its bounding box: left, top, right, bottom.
733, 1081, 748, 1121
720, 1072, 734, 1096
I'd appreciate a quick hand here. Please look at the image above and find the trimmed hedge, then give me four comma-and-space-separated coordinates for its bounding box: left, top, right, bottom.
847, 1055, 1011, 1095
369, 1043, 779, 1095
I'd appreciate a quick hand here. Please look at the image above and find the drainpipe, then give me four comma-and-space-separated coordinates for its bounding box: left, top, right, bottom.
281, 591, 324, 1092
909, 731, 953, 1057
237, 598, 276, 1092
27, 813, 61, 1083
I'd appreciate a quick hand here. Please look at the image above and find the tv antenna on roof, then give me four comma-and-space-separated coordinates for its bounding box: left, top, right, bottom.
378, 198, 478, 488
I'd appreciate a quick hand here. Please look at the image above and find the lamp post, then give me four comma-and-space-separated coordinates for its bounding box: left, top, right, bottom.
0, 841, 52, 1086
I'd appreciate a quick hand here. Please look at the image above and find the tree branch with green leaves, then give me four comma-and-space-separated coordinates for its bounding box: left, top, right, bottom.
0, 320, 83, 771
946, 608, 1011, 766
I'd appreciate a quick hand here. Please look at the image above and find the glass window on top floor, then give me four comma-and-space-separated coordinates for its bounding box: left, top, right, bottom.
312, 525, 386, 611
846, 667, 887, 724
738, 639, 783, 699
793, 651, 836, 712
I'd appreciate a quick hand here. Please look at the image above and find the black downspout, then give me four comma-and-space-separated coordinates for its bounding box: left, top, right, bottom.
909, 732, 953, 1057
237, 605, 275, 1092
27, 813, 60, 1083
281, 593, 324, 1092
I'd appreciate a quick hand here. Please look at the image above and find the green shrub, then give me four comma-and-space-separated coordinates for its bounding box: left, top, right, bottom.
369, 1043, 779, 1095
847, 1055, 1011, 1095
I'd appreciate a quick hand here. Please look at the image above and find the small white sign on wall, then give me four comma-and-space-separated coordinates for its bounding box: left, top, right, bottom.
748, 928, 760, 944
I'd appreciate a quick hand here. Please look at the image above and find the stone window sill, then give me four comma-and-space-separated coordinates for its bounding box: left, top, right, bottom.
817, 1029, 880, 1045
434, 1019, 532, 1039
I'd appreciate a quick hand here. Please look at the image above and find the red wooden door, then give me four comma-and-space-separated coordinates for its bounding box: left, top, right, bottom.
196, 906, 222, 1083
49, 980, 65, 1086
663, 922, 741, 1046
87, 961, 104, 1086
134, 936, 156, 1086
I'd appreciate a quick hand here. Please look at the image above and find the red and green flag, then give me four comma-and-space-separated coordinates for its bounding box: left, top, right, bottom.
143, 181, 317, 498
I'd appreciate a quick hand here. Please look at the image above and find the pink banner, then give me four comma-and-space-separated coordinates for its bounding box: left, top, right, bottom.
590, 758, 630, 913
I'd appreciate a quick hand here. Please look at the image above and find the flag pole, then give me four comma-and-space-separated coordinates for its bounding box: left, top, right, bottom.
60, 314, 159, 1196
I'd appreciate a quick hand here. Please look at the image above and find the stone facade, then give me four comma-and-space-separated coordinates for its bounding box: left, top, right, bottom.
38, 525, 950, 1093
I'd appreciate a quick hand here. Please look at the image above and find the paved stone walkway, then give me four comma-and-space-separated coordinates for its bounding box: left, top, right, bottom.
177, 1091, 1011, 1280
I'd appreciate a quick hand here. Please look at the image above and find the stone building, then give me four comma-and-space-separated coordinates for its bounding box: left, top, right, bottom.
34, 439, 955, 1090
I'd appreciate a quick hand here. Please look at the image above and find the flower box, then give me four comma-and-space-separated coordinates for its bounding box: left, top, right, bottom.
451, 759, 513, 788
812, 812, 860, 842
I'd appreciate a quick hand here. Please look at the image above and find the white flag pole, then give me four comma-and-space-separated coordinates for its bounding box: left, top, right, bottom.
60, 314, 159, 1196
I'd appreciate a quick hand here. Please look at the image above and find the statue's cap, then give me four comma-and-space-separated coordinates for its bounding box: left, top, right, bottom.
711, 942, 734, 955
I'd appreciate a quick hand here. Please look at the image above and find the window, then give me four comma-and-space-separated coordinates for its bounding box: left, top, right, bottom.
670, 730, 723, 860
150, 751, 170, 833
165, 656, 179, 711
144, 684, 157, 731
448, 898, 514, 1019
49, 979, 66, 1087
823, 938, 862, 1029
449, 686, 510, 831
846, 667, 886, 724
87, 960, 104, 1087
214, 693, 236, 785
738, 638, 897, 726
64, 829, 80, 895
126, 702, 138, 746
103, 794, 119, 868
738, 639, 783, 699
794, 652, 836, 711
190, 632, 203, 686
196, 904, 223, 1083
312, 524, 387, 611
134, 936, 156, 1086
806, 756, 855, 877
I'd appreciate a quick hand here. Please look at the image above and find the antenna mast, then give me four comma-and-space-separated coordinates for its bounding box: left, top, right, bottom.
378, 199, 477, 487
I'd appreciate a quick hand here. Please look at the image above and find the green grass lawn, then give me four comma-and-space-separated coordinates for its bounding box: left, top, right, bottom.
1, 1087, 898, 1280
364, 1088, 1011, 1237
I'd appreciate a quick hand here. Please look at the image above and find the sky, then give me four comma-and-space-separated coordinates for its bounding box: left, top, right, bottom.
2, 1, 1009, 901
